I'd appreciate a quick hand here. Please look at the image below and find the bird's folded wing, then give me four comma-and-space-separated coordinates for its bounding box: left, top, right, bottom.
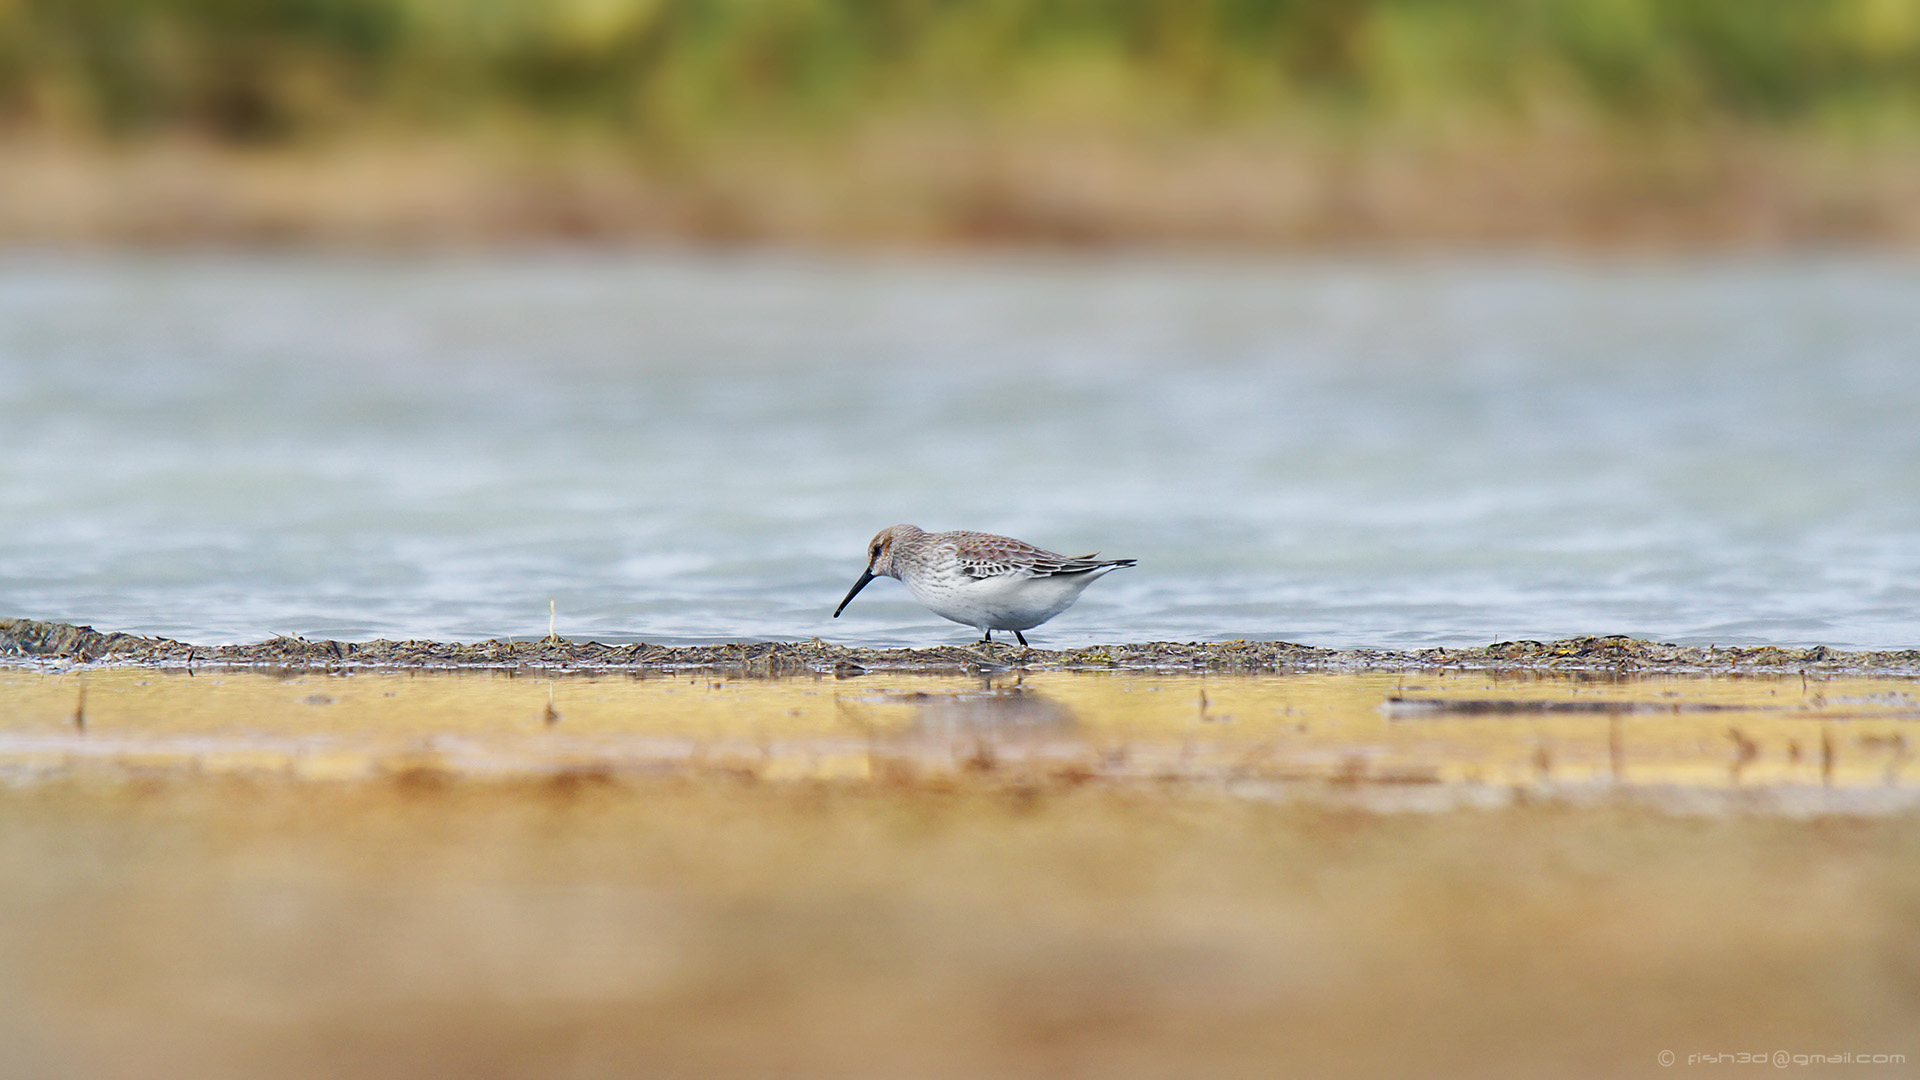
956, 548, 1112, 580
1046, 556, 1133, 576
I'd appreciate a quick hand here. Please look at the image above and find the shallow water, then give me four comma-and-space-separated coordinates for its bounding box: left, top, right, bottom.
5, 668, 1916, 806
3, 252, 1918, 648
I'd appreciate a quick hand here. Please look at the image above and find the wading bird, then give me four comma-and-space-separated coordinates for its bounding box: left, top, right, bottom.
833, 524, 1134, 646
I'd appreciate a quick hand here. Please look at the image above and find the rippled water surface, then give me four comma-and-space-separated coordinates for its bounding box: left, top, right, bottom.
3, 252, 1917, 647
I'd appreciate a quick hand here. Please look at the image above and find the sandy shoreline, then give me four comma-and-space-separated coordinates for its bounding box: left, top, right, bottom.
6, 135, 1920, 250
7, 624, 1917, 1072
7, 777, 1913, 1079
5, 617, 1915, 677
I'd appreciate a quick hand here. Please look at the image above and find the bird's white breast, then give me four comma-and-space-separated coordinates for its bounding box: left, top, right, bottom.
901, 565, 1112, 631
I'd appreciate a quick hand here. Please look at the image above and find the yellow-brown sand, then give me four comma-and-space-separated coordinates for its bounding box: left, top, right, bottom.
2, 667, 1916, 790
2, 669, 1917, 1077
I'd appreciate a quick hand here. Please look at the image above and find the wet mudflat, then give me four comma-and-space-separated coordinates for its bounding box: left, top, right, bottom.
2, 667, 1917, 1078
4, 666, 1918, 798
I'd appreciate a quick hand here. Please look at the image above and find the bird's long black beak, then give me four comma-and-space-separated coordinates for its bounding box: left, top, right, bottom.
833, 569, 876, 618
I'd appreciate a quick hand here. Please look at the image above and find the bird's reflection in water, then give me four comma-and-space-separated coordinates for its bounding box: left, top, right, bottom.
863, 679, 1083, 771
908, 688, 1077, 741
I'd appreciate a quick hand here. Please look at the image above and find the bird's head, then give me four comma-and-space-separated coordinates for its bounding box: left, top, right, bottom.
833, 524, 920, 617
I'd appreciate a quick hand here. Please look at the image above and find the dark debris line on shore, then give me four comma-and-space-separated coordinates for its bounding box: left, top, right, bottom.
4, 618, 1915, 677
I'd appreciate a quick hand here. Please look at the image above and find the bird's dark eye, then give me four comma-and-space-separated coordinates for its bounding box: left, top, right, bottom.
869, 545, 881, 558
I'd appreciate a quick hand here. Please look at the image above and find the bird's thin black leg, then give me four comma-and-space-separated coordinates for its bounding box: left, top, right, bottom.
1015, 631, 1029, 647
981, 630, 993, 643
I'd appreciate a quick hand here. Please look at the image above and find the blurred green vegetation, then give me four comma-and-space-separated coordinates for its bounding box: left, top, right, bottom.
2, 0, 1918, 146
